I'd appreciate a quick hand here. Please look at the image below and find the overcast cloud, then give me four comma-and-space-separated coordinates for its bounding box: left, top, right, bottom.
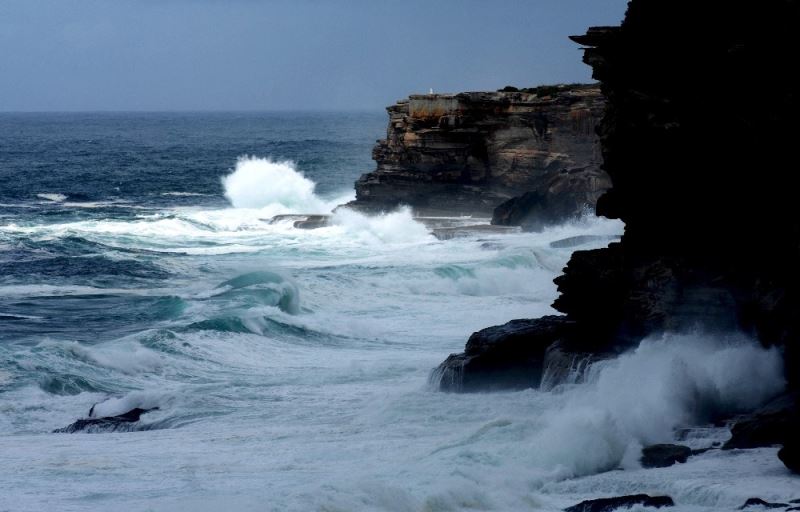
0, 0, 628, 111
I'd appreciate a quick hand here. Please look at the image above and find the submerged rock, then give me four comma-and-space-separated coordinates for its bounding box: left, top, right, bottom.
54, 407, 158, 434
640, 444, 692, 468
564, 494, 674, 512
267, 214, 331, 230
549, 234, 620, 249
430, 224, 519, 241
293, 215, 330, 230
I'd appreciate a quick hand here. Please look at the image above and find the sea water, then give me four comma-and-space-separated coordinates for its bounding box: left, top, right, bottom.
0, 113, 795, 511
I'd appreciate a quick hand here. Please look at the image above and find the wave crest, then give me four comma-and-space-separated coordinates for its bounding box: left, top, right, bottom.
222, 156, 325, 212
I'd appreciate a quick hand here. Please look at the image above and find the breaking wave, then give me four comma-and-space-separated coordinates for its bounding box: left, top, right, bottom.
221, 156, 354, 216
527, 332, 785, 480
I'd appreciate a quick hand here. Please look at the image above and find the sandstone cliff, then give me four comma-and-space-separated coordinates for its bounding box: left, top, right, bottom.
344, 85, 609, 222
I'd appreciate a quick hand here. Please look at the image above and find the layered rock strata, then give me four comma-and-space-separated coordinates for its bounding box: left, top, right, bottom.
344, 85, 609, 223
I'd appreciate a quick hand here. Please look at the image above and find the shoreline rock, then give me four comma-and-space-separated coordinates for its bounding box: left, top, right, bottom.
722, 393, 799, 450
431, 316, 575, 392
432, 0, 800, 476
429, 224, 519, 241
435, 0, 800, 401
344, 85, 609, 225
491, 167, 609, 232
640, 444, 692, 468
778, 444, 800, 474
564, 494, 674, 512
738, 498, 790, 510
54, 407, 158, 434
430, 316, 611, 392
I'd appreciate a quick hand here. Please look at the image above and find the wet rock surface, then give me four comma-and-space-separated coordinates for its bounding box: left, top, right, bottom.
430, 224, 519, 241
432, 316, 577, 392
723, 393, 799, 450
738, 498, 790, 509
549, 234, 620, 249
267, 214, 331, 229
491, 167, 610, 231
564, 494, 674, 512
640, 444, 692, 468
54, 407, 158, 434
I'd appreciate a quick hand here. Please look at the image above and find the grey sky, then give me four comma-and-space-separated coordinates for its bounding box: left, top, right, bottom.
0, 0, 628, 112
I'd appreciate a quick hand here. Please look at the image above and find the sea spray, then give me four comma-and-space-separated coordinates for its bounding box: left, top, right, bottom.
331, 206, 432, 244
36, 193, 68, 202
222, 156, 323, 211
61, 339, 164, 375
530, 332, 785, 479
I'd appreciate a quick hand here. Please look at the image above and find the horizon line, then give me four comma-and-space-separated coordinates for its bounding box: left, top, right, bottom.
0, 108, 386, 115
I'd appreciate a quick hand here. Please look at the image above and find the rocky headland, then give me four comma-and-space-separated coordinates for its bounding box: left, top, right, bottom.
343, 85, 610, 229
432, 0, 800, 479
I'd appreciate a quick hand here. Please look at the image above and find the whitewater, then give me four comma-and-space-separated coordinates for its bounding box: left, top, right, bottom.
0, 114, 796, 511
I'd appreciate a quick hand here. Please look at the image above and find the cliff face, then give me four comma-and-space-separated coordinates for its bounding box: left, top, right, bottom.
563, 0, 800, 379
436, 0, 800, 391
345, 86, 609, 219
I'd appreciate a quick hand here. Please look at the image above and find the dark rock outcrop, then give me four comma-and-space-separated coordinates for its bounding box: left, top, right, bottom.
54, 407, 157, 434
492, 167, 609, 231
433, 316, 576, 392
435, 0, 800, 406
345, 85, 609, 221
723, 393, 799, 450
738, 498, 790, 510
564, 494, 674, 512
563, 0, 800, 384
778, 444, 800, 474
640, 444, 692, 468
431, 315, 610, 392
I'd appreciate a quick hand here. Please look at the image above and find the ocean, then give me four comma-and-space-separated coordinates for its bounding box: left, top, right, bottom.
0, 112, 795, 511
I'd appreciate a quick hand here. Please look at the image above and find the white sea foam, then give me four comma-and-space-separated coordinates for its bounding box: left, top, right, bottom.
222, 156, 328, 212
529, 332, 785, 480
331, 206, 433, 244
61, 340, 164, 375
0, 284, 175, 297
161, 192, 210, 197
4, 159, 792, 511
36, 193, 67, 202
88, 391, 165, 418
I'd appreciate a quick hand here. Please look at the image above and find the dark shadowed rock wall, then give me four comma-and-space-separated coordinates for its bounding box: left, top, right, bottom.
435, 0, 800, 391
